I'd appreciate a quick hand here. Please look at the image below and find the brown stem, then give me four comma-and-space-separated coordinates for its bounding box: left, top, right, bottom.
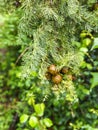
15, 47, 30, 65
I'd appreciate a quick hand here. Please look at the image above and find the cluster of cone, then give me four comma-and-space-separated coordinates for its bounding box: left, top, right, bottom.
45, 64, 76, 84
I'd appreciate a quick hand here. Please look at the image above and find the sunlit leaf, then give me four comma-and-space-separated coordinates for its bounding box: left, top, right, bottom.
43, 118, 53, 127
80, 47, 88, 53
91, 72, 98, 88
91, 38, 98, 50
34, 103, 45, 117
29, 116, 38, 128
20, 114, 29, 123
28, 97, 35, 106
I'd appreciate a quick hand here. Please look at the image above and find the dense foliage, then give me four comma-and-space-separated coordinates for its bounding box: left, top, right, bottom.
0, 0, 98, 130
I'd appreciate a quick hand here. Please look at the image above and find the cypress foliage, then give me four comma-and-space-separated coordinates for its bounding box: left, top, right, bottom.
1, 0, 98, 101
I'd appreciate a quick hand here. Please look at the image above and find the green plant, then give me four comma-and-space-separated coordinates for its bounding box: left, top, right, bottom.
0, 0, 98, 130
20, 97, 53, 130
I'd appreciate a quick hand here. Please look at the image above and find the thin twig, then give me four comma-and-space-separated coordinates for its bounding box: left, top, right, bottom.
85, 52, 94, 63
15, 47, 30, 65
